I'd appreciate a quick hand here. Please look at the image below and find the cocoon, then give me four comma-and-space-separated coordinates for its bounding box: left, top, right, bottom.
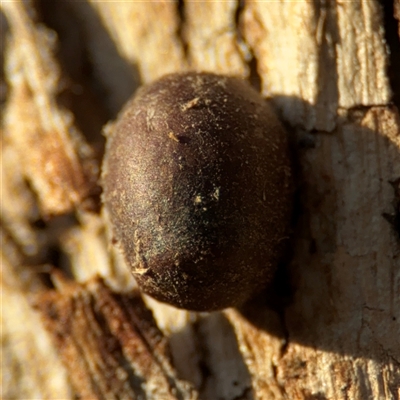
102, 72, 292, 311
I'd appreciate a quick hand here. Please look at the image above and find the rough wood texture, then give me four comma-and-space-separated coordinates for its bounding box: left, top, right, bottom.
1, 1, 399, 399
34, 276, 197, 399
2, 2, 99, 216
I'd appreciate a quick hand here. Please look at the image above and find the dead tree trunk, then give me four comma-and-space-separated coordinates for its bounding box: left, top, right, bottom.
1, 1, 399, 399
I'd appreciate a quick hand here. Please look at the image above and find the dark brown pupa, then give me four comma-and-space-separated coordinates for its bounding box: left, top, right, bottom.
102, 72, 292, 311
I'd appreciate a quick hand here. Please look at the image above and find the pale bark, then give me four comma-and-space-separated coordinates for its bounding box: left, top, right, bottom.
1, 1, 399, 399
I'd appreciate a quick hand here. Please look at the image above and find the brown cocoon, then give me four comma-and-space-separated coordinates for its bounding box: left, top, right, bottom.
102, 72, 292, 311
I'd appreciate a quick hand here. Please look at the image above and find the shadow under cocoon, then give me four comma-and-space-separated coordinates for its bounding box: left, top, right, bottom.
235, 94, 400, 368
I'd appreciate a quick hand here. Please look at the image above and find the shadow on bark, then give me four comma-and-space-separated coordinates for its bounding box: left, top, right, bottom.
237, 95, 400, 368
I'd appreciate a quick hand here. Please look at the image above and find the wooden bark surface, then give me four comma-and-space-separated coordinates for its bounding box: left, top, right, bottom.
1, 1, 399, 399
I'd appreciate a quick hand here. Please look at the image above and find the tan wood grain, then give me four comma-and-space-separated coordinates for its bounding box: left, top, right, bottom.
1, 1, 399, 399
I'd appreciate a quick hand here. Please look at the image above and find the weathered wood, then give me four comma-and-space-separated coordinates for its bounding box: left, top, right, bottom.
2, 2, 98, 216
1, 1, 399, 399
34, 276, 197, 399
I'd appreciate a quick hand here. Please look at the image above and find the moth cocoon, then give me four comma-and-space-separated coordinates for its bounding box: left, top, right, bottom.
102, 72, 293, 311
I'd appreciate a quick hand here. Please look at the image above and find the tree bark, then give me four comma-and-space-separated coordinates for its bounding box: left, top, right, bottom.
1, 1, 399, 399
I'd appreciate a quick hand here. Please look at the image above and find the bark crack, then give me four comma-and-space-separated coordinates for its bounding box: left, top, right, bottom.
176, 0, 189, 60
381, 0, 400, 109
234, 0, 262, 91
